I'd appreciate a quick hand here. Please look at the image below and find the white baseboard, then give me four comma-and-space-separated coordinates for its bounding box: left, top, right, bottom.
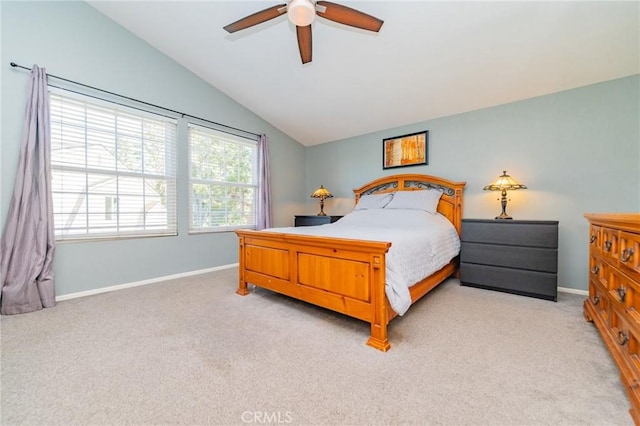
558, 286, 588, 296
56, 265, 589, 302
55, 263, 239, 302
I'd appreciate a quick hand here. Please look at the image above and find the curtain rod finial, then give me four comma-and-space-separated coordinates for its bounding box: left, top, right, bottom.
10, 62, 17, 67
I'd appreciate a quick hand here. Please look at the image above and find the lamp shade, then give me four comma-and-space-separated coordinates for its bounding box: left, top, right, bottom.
483, 170, 527, 192
288, 0, 316, 26
311, 185, 333, 199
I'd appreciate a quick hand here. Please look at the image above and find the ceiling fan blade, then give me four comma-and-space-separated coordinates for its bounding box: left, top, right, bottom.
296, 25, 313, 64
316, 1, 383, 32
223, 4, 287, 33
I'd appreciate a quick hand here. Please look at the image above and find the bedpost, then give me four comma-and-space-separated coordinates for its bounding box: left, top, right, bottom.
453, 186, 463, 236
366, 254, 391, 352
236, 235, 250, 296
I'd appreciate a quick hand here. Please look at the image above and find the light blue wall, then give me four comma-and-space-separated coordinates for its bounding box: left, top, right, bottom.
2, 2, 638, 298
1, 1, 307, 296
306, 75, 640, 291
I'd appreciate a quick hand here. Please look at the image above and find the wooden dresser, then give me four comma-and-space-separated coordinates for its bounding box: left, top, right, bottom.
584, 213, 640, 424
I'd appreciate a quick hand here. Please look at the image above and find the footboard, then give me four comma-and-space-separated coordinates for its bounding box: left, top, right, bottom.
236, 229, 393, 350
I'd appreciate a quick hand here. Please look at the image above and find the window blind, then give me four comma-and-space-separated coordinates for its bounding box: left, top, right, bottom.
49, 90, 178, 241
188, 123, 258, 233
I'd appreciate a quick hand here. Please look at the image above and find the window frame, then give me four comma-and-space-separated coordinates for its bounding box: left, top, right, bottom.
49, 87, 178, 242
187, 122, 259, 234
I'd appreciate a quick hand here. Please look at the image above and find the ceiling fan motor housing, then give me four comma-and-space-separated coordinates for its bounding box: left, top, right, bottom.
288, 0, 316, 26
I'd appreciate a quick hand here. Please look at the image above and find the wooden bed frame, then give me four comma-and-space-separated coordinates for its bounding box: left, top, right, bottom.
235, 174, 466, 351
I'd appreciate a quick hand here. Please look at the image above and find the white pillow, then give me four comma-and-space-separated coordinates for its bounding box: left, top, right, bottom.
354, 193, 394, 210
384, 189, 443, 212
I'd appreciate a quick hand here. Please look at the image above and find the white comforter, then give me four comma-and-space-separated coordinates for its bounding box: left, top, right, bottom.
263, 209, 460, 316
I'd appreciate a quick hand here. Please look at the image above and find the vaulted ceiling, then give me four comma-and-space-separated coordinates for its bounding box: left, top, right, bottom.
87, 1, 639, 146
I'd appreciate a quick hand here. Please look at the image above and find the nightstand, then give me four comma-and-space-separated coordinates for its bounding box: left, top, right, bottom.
460, 219, 559, 301
294, 215, 342, 227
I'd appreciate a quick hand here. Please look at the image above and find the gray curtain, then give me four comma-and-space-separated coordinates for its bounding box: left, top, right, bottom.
0, 65, 55, 315
256, 134, 272, 230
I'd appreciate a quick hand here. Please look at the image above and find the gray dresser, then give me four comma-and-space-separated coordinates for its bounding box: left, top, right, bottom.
294, 215, 342, 227
460, 219, 559, 301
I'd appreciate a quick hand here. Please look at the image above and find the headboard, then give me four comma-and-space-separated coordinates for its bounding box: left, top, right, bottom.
352, 174, 466, 236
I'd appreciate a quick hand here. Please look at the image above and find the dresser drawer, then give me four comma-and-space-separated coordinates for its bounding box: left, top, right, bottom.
461, 220, 558, 248
610, 268, 640, 325
620, 231, 640, 279
602, 227, 620, 263
460, 263, 557, 300
589, 278, 610, 322
590, 224, 603, 254
610, 308, 640, 381
461, 242, 557, 273
590, 254, 612, 290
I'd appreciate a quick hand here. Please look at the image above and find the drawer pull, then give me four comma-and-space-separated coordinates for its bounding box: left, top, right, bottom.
591, 265, 600, 275
617, 287, 627, 302
592, 295, 600, 306
604, 240, 612, 252
618, 331, 629, 346
621, 248, 634, 263
590, 235, 597, 243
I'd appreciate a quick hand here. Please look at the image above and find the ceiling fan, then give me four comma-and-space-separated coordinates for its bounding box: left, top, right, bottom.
223, 0, 384, 64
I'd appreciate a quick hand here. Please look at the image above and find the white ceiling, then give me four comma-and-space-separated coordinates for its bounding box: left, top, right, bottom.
87, 1, 639, 146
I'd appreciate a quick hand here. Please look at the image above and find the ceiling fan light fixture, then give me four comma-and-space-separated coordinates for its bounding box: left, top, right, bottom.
288, 0, 316, 26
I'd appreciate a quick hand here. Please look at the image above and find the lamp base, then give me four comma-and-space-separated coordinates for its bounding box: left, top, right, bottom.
495, 190, 513, 220
317, 198, 327, 216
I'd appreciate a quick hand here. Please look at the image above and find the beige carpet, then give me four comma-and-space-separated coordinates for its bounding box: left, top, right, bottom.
0, 267, 633, 425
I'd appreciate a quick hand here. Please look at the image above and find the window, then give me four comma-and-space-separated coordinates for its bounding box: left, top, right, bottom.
188, 123, 258, 232
49, 90, 177, 241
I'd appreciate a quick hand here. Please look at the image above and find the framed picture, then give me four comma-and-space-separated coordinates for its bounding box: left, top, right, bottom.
382, 130, 428, 169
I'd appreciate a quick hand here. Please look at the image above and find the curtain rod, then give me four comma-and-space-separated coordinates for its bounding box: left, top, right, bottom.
9, 62, 261, 139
